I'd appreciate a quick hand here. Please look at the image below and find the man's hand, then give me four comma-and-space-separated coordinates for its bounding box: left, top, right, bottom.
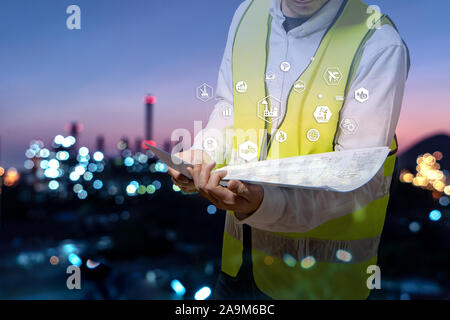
168, 150, 211, 194
187, 161, 264, 217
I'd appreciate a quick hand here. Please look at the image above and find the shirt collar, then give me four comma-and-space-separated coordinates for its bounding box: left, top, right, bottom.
270, 0, 345, 37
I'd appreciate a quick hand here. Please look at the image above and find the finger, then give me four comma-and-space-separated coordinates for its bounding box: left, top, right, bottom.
188, 165, 202, 186
206, 171, 233, 206
167, 167, 180, 178
207, 170, 227, 189
188, 165, 214, 201
180, 186, 197, 194
207, 190, 236, 210
187, 166, 203, 195
198, 161, 216, 188
172, 174, 197, 194
227, 180, 251, 201
168, 167, 190, 183
171, 177, 193, 188
208, 184, 237, 206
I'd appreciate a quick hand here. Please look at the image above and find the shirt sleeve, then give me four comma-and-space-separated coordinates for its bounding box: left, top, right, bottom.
191, 1, 251, 164
236, 28, 409, 232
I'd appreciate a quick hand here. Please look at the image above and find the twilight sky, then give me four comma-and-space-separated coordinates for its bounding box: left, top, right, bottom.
1, 0, 449, 168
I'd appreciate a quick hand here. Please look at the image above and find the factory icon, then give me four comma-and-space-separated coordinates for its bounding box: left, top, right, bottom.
257, 95, 282, 123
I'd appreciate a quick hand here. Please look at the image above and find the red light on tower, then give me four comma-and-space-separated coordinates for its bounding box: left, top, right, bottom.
145, 95, 157, 104
142, 140, 156, 150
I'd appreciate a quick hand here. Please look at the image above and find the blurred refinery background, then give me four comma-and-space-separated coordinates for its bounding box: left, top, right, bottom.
1, 0, 450, 301
0, 96, 222, 300
0, 95, 449, 300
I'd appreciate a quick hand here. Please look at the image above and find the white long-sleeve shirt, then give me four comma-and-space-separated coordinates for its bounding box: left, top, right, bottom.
192, 0, 409, 232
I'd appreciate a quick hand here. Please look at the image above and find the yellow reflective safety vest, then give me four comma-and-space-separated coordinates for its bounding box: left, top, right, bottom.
221, 0, 402, 299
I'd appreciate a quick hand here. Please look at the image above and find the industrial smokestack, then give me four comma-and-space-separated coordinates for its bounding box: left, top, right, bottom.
144, 94, 157, 141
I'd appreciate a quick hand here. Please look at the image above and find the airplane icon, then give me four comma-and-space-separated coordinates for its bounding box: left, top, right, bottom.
328, 71, 340, 82
323, 67, 342, 86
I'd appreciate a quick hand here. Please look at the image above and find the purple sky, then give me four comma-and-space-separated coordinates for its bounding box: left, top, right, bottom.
1, 0, 449, 168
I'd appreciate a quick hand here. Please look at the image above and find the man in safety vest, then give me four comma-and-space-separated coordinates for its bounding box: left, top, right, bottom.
168, 0, 409, 300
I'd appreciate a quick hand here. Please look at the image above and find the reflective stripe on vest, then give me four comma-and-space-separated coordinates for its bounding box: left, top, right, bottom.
221, 0, 399, 299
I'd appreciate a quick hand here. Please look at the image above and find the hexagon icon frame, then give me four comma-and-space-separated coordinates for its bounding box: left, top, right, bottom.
275, 130, 287, 143
313, 106, 332, 123
235, 81, 248, 93
293, 80, 306, 94
340, 118, 359, 135
323, 67, 342, 86
355, 87, 369, 103
306, 129, 320, 142
257, 95, 282, 123
196, 83, 214, 102
280, 61, 291, 72
238, 141, 258, 162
